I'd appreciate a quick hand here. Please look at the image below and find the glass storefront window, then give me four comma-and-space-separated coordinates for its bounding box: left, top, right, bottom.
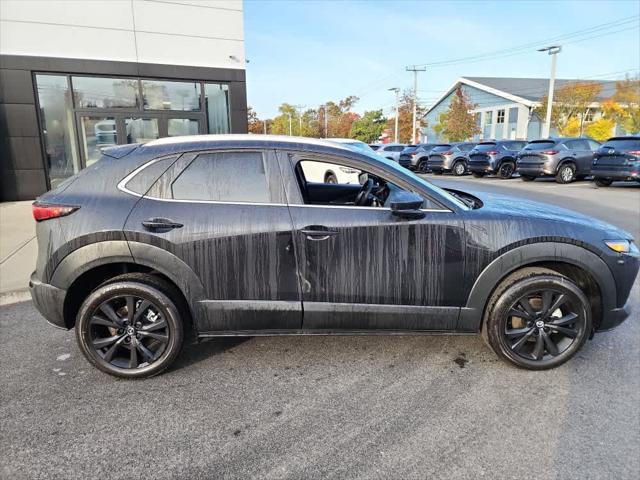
72, 76, 139, 109
205, 84, 230, 134
125, 118, 160, 143
142, 80, 201, 111
79, 116, 117, 166
168, 118, 200, 136
35, 75, 80, 188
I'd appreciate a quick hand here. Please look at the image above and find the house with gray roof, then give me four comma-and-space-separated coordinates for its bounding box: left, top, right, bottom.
422, 76, 618, 142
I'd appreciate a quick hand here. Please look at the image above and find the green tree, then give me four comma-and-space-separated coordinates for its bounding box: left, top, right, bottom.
604, 76, 640, 134
432, 112, 448, 139
439, 86, 479, 141
349, 109, 387, 142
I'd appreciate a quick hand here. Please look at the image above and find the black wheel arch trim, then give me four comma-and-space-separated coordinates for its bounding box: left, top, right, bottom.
557, 158, 576, 171
459, 241, 616, 331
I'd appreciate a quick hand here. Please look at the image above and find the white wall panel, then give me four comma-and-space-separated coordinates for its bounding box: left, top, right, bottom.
133, 0, 243, 41
149, 0, 243, 11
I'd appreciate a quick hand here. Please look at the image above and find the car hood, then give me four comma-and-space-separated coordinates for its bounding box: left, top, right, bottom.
458, 188, 632, 239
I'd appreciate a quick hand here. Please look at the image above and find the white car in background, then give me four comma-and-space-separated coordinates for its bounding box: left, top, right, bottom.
375, 143, 407, 162
300, 138, 369, 184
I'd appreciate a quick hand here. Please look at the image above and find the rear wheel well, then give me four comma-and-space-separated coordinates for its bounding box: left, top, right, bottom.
482, 261, 602, 331
557, 158, 576, 171
63, 263, 194, 337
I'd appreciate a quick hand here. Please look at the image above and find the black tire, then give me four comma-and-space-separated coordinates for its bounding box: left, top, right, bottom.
472, 172, 485, 178
497, 161, 515, 179
483, 267, 591, 370
594, 177, 613, 187
417, 160, 429, 173
452, 161, 467, 176
555, 163, 575, 184
520, 175, 536, 182
432, 170, 443, 175
325, 173, 338, 184
75, 273, 185, 379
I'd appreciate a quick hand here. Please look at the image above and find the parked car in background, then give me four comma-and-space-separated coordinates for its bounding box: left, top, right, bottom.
375, 143, 407, 162
427, 142, 476, 176
468, 140, 528, 179
30, 134, 639, 377
399, 143, 438, 171
517, 138, 600, 184
328, 138, 377, 155
369, 144, 381, 151
591, 136, 640, 187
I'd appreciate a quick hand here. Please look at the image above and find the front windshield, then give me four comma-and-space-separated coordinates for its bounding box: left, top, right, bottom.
358, 150, 469, 210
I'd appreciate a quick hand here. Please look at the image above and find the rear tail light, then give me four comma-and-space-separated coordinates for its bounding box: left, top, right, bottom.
541, 150, 559, 155
410, 152, 418, 156
442, 151, 453, 156
486, 150, 499, 155
628, 150, 640, 156
32, 202, 79, 222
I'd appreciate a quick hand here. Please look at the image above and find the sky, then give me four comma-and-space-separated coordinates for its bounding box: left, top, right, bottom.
243, 0, 640, 118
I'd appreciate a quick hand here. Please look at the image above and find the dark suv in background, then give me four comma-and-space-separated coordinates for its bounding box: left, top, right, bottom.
399, 143, 437, 171
591, 136, 640, 187
427, 142, 476, 176
468, 140, 527, 179
517, 137, 600, 183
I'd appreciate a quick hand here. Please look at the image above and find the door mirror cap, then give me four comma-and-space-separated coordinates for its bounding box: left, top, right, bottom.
390, 191, 425, 220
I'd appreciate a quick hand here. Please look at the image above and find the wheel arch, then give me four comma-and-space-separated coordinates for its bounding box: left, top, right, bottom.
459, 242, 615, 332
556, 158, 576, 172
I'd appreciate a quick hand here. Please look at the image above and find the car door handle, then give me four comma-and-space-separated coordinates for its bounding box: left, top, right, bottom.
300, 226, 339, 240
142, 218, 183, 230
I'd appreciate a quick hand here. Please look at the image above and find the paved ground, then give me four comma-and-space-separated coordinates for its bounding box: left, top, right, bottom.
0, 201, 36, 296
1, 176, 639, 479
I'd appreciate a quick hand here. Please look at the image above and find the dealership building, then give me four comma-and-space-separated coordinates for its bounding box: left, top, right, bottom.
0, 0, 248, 201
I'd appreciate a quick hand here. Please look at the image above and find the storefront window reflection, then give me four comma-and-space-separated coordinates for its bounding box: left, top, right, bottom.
142, 80, 201, 111
205, 83, 230, 134
79, 116, 117, 166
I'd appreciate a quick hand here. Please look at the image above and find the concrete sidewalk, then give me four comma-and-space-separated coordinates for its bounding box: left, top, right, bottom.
0, 201, 36, 303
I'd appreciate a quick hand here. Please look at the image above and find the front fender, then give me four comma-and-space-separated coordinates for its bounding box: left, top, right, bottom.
457, 242, 616, 331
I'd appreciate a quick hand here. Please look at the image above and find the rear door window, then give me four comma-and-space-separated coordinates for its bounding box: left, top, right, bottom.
504, 141, 526, 150
431, 145, 452, 152
475, 143, 498, 151
524, 141, 556, 151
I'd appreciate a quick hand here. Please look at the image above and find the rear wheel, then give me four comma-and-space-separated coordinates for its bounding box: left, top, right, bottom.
472, 172, 485, 178
594, 177, 613, 187
556, 163, 575, 184
498, 161, 515, 179
418, 160, 429, 173
325, 173, 338, 184
520, 175, 536, 182
484, 268, 591, 370
75, 273, 185, 378
453, 161, 467, 176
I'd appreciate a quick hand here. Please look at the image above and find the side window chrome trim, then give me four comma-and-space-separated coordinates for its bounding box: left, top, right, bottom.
117, 157, 172, 198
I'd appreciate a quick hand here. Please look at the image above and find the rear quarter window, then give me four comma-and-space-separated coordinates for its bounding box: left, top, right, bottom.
123, 155, 179, 195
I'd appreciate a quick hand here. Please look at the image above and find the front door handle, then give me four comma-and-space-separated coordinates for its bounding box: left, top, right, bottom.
300, 226, 339, 241
142, 218, 183, 231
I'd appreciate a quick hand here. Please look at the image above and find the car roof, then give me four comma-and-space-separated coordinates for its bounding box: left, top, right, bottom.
607, 136, 640, 141
327, 137, 365, 144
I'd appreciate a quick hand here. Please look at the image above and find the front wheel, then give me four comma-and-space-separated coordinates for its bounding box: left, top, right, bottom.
594, 177, 613, 187
556, 163, 575, 184
75, 273, 185, 378
453, 161, 467, 176
417, 160, 429, 173
325, 173, 338, 184
484, 268, 591, 370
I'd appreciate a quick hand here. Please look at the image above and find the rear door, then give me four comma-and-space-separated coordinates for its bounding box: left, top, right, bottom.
123, 149, 301, 333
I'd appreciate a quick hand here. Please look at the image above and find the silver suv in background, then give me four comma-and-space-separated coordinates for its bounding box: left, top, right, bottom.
427, 142, 476, 176
517, 137, 600, 183
375, 143, 407, 162
399, 143, 438, 171
468, 140, 527, 179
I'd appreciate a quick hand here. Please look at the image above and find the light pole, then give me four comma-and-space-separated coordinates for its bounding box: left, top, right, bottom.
538, 45, 561, 138
388, 87, 400, 143
324, 104, 329, 138
406, 65, 426, 143
286, 112, 292, 136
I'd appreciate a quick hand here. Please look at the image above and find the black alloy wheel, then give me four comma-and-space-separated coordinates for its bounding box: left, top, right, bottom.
418, 160, 429, 173
485, 268, 591, 370
498, 161, 515, 179
76, 274, 184, 378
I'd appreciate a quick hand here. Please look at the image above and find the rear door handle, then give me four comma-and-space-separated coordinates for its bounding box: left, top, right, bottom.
142, 218, 183, 231
300, 226, 339, 240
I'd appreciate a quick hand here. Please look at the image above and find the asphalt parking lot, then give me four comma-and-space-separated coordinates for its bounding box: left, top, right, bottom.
1, 176, 639, 480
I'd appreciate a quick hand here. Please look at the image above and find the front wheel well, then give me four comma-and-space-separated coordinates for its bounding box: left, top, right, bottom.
63, 263, 194, 336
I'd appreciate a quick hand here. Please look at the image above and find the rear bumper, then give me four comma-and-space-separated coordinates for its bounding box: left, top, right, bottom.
592, 165, 639, 181
468, 162, 494, 173
398, 157, 412, 169
517, 164, 555, 176
597, 303, 631, 331
29, 272, 68, 330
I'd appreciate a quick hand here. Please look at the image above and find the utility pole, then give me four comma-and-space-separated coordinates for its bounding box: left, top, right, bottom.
263, 120, 267, 134
293, 104, 306, 135
286, 112, 292, 136
406, 65, 426, 144
388, 87, 400, 143
538, 45, 561, 138
324, 104, 329, 138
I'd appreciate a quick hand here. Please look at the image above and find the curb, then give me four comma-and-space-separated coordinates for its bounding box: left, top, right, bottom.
0, 289, 32, 306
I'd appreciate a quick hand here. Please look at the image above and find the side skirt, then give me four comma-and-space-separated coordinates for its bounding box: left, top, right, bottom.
198, 329, 479, 338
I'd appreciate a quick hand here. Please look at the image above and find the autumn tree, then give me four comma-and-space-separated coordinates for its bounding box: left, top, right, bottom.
603, 76, 640, 134
349, 110, 387, 143
535, 81, 602, 136
247, 106, 264, 134
386, 90, 427, 143
324, 96, 360, 138
433, 86, 479, 141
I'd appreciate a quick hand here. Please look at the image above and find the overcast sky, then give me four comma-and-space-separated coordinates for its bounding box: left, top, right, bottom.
243, 0, 640, 118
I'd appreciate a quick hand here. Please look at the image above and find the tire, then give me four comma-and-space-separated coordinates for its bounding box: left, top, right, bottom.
75, 273, 185, 379
497, 161, 515, 179
432, 170, 443, 175
452, 161, 467, 176
594, 177, 613, 187
418, 160, 429, 173
483, 267, 591, 370
472, 172, 485, 178
325, 173, 338, 184
520, 175, 536, 182
555, 163, 575, 184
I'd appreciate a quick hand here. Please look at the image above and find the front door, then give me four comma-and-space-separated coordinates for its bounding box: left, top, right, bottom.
124, 149, 301, 333
278, 152, 466, 331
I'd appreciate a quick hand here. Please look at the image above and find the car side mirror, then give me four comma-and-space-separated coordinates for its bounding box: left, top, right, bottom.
390, 191, 425, 220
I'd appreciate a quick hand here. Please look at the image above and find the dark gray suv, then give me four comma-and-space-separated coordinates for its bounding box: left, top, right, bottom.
468, 140, 528, 179
427, 142, 476, 176
398, 143, 438, 171
517, 138, 601, 183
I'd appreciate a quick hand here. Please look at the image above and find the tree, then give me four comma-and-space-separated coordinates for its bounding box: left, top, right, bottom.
324, 96, 360, 138
247, 106, 263, 134
535, 81, 602, 136
585, 118, 616, 142
349, 110, 387, 143
386, 90, 427, 143
603, 76, 640, 134
434, 86, 479, 142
